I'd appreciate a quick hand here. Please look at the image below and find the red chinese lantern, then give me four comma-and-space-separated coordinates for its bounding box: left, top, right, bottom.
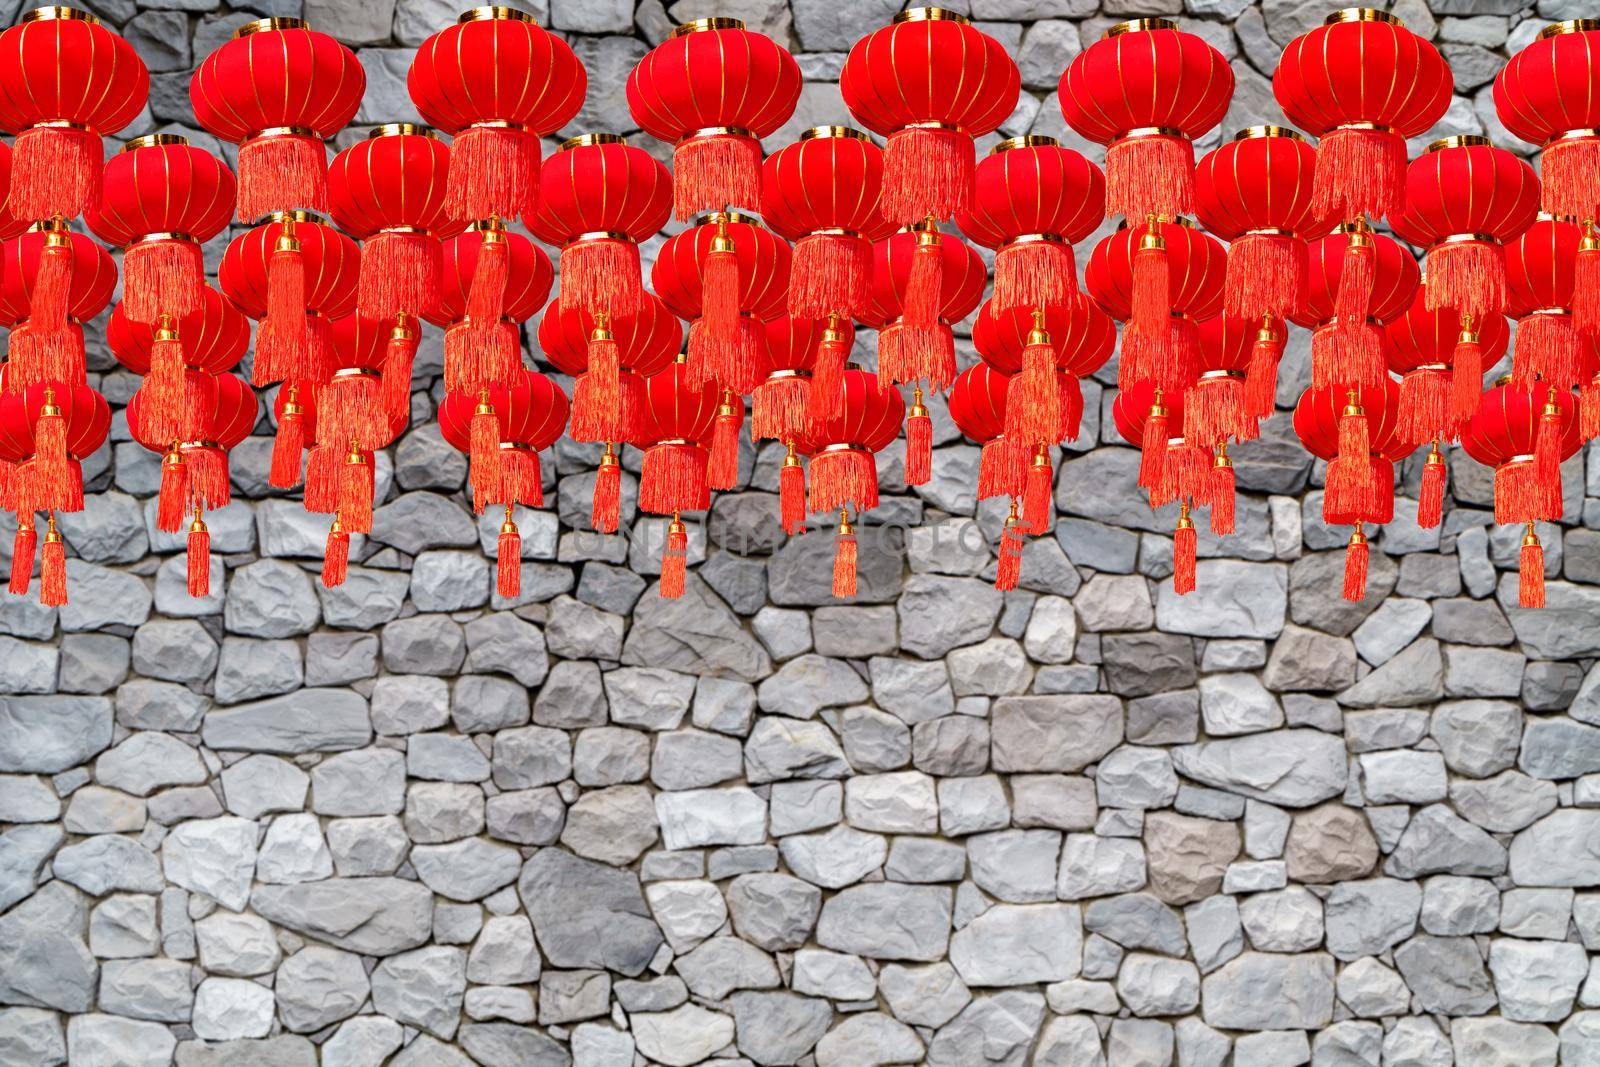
652, 212, 790, 395
1295, 228, 1420, 392
328, 124, 457, 332
133, 372, 257, 594
1494, 21, 1600, 333
1086, 218, 1227, 398
1113, 380, 1212, 593
440, 367, 569, 597
947, 363, 1034, 590
527, 134, 672, 430
762, 126, 889, 323
1461, 379, 1583, 606
1505, 215, 1589, 398
218, 211, 360, 388
956, 136, 1104, 314
841, 9, 1019, 226
1060, 18, 1231, 330
631, 356, 720, 598
755, 316, 845, 535
1183, 315, 1263, 537
627, 18, 800, 220
1195, 126, 1328, 392
805, 366, 904, 598
1385, 280, 1510, 526
0, 379, 109, 604
191, 18, 364, 221
0, 7, 148, 224
0, 224, 117, 394
306, 316, 395, 531
1294, 378, 1407, 600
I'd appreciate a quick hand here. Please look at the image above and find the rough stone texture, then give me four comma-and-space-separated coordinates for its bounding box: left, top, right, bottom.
0, 1, 1584, 1060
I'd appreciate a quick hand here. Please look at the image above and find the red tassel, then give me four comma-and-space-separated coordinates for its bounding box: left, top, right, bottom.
791, 232, 870, 320
26, 397, 71, 516
1335, 228, 1376, 330
339, 450, 375, 533
641, 442, 710, 515
905, 390, 932, 488
1059, 373, 1084, 443
687, 317, 763, 394
6, 321, 84, 396
499, 447, 543, 508
995, 512, 1023, 592
1225, 232, 1302, 322
1582, 376, 1600, 442
1427, 239, 1504, 322
1419, 444, 1446, 528
466, 228, 509, 328
708, 392, 742, 491
1009, 318, 1062, 449
1520, 524, 1546, 608
497, 509, 521, 599
157, 451, 188, 534
562, 238, 642, 318
1326, 394, 1372, 519
1495, 460, 1538, 526
1576, 228, 1600, 337
1131, 223, 1169, 339
143, 327, 188, 447
1185, 373, 1250, 452
38, 518, 65, 607
660, 518, 688, 598
808, 323, 849, 424
1245, 323, 1283, 421
702, 222, 741, 342
572, 324, 622, 441
446, 125, 540, 222
880, 126, 973, 225
1105, 133, 1195, 221
780, 448, 806, 536
751, 374, 810, 443
122, 239, 203, 325
444, 320, 520, 395
1514, 313, 1585, 392
237, 133, 329, 221
832, 515, 858, 598
361, 231, 440, 324
1313, 127, 1407, 222
1312, 322, 1385, 391
1534, 390, 1564, 520
672, 133, 761, 220
470, 395, 503, 510
269, 394, 305, 490
8, 520, 34, 595
1024, 448, 1052, 535
8, 125, 101, 222
877, 321, 957, 392
1451, 327, 1483, 425
304, 445, 340, 513
1539, 136, 1600, 223
1343, 528, 1369, 602
1209, 453, 1235, 535
1397, 366, 1452, 448
1154, 443, 1210, 510
321, 521, 349, 588
808, 447, 879, 515
254, 229, 306, 386
29, 233, 74, 338
592, 446, 621, 533
320, 372, 388, 457
187, 514, 210, 599
904, 226, 944, 329
1138, 397, 1169, 491
1173, 506, 1196, 595
994, 239, 1076, 313
381, 322, 417, 420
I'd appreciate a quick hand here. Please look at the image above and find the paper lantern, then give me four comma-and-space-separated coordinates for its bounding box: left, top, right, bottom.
1504, 216, 1588, 395
804, 367, 904, 597
538, 292, 681, 452
1112, 378, 1213, 591
869, 227, 987, 392
0, 223, 117, 395
1494, 21, 1600, 222
1295, 227, 1420, 391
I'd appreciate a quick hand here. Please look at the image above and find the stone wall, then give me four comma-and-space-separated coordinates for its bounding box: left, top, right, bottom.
2, 0, 1599, 1064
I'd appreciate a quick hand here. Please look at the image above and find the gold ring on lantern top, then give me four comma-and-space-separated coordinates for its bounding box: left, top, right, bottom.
27, 218, 71, 235
1427, 135, 1491, 154
369, 123, 441, 141
992, 135, 1059, 155
1106, 18, 1175, 38
673, 17, 743, 36
1234, 126, 1305, 143
121, 134, 190, 153
234, 17, 309, 38
896, 8, 969, 25
22, 6, 98, 23
693, 210, 761, 228
459, 7, 536, 23
560, 134, 626, 151
1542, 20, 1599, 38
1325, 8, 1399, 25
801, 127, 869, 142
263, 210, 328, 227
1114, 216, 1196, 231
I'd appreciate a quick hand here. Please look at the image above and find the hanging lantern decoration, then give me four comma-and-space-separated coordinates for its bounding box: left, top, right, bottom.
0, 7, 148, 225
972, 294, 1113, 531
1494, 20, 1600, 333
870, 226, 987, 394
630, 356, 721, 598
1085, 218, 1227, 399
527, 134, 672, 433
1184, 315, 1264, 536
302, 315, 392, 522
191, 18, 363, 221
627, 17, 800, 220
1504, 215, 1589, 399
440, 368, 569, 597
218, 211, 361, 388
956, 136, 1104, 314
1461, 379, 1583, 607
805, 366, 905, 598
1293, 378, 1409, 601
1294, 227, 1420, 392
127, 372, 256, 597
88, 134, 237, 431
840, 9, 1019, 226
1274, 10, 1450, 333
1113, 380, 1211, 593
1384, 280, 1511, 526
1195, 125, 1328, 411
0, 225, 118, 394
755, 316, 849, 535
652, 211, 790, 394
0, 379, 109, 605
328, 124, 459, 409
947, 363, 1032, 590
1061, 18, 1231, 343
